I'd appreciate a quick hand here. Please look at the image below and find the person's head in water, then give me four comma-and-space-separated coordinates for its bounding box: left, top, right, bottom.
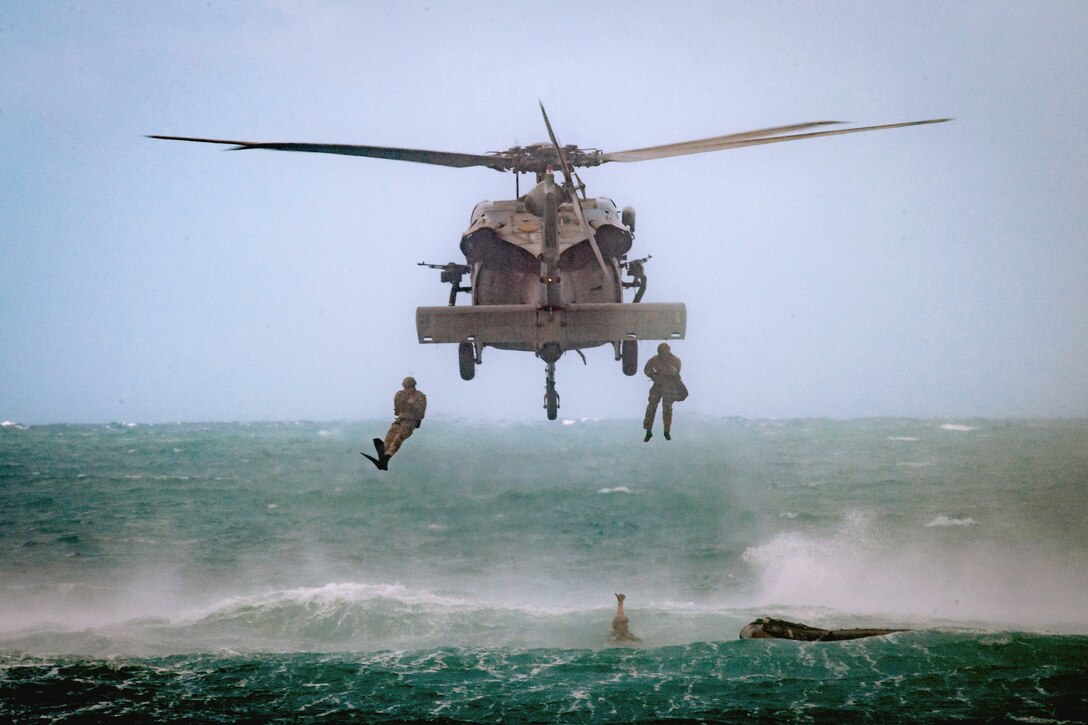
657, 343, 670, 354
402, 376, 417, 389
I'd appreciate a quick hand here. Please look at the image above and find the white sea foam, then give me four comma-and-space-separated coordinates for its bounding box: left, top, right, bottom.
187, 582, 474, 622
888, 436, 919, 441
940, 423, 976, 432
925, 516, 978, 528
597, 486, 632, 494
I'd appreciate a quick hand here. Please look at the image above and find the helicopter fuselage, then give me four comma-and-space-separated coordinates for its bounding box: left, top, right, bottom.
416, 174, 686, 420
416, 171, 686, 361
460, 195, 633, 354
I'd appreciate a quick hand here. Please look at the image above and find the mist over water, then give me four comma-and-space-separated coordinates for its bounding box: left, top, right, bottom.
2, 419, 1087, 720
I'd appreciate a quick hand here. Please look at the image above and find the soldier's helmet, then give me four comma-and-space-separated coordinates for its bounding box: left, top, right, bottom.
402, 376, 417, 389
657, 343, 671, 354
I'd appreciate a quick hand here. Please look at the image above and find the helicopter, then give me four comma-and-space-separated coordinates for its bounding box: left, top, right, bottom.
151, 105, 948, 419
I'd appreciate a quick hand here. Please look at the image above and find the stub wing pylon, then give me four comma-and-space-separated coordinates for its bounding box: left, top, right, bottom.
416, 302, 686, 349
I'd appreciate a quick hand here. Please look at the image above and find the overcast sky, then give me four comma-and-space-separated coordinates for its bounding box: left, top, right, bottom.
2, 1, 1086, 424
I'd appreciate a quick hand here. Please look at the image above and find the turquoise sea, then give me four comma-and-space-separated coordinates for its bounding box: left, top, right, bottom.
2, 418, 1086, 722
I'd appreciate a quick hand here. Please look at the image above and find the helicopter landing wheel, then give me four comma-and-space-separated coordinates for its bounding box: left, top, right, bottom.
544, 361, 559, 420
621, 339, 638, 376
545, 389, 559, 420
458, 342, 476, 380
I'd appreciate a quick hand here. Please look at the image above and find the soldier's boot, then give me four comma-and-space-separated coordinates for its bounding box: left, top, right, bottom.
644, 429, 653, 442
664, 430, 671, 441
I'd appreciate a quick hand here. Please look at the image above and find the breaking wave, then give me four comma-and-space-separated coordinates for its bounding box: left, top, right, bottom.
741, 512, 1088, 630
925, 515, 978, 528
0, 581, 770, 658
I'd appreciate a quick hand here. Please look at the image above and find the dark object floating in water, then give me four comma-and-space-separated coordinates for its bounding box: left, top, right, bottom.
739, 616, 908, 641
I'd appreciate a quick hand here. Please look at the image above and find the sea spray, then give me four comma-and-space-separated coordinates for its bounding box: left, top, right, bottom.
2, 419, 1086, 720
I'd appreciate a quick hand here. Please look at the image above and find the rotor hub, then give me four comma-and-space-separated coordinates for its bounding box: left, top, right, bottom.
493, 145, 603, 175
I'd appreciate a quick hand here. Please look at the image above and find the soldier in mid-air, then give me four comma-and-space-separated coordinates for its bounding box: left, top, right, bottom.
363, 376, 427, 470
643, 343, 685, 442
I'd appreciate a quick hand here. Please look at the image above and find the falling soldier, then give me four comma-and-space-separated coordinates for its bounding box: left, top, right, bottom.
363, 376, 427, 470
643, 342, 686, 442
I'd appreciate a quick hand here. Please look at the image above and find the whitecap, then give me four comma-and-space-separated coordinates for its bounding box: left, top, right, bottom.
940, 423, 976, 432
185, 582, 474, 622
888, 436, 919, 441
597, 486, 632, 495
925, 516, 977, 528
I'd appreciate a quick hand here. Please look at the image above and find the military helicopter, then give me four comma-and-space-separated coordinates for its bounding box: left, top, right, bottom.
151, 105, 947, 419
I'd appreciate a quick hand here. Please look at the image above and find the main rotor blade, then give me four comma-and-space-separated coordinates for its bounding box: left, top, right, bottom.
538, 101, 588, 197
148, 135, 511, 170
601, 118, 950, 163
538, 102, 613, 294
538, 101, 574, 177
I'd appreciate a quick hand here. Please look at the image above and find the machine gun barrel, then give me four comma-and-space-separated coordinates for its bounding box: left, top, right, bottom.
419, 262, 472, 306
620, 255, 650, 303
418, 261, 470, 273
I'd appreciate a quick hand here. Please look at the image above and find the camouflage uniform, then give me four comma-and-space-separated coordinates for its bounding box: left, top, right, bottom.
643, 344, 682, 434
384, 378, 427, 457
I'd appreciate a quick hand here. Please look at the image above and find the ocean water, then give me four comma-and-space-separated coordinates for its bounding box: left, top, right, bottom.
2, 418, 1086, 722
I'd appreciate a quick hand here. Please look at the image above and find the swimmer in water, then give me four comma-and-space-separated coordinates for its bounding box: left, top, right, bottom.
610, 593, 641, 642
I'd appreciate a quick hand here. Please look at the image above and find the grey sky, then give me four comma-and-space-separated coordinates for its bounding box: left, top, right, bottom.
2, 1, 1086, 423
